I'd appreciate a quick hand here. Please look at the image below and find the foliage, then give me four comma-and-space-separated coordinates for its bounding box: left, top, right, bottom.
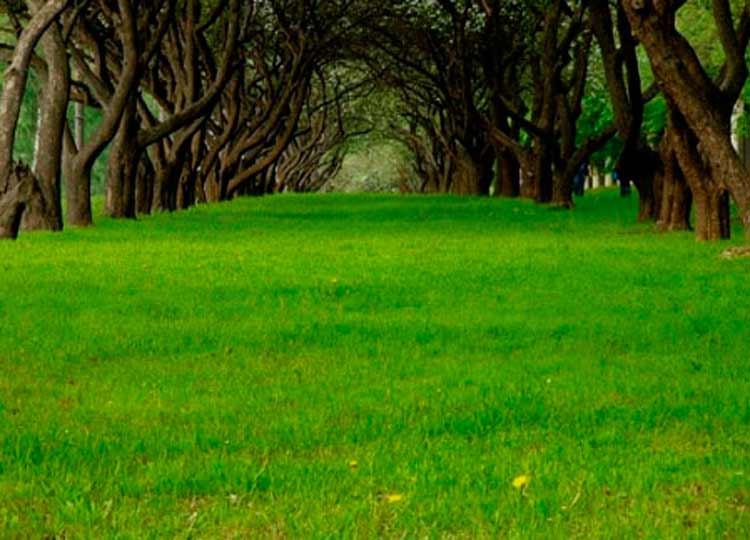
328, 140, 410, 192
578, 77, 618, 171
643, 96, 668, 145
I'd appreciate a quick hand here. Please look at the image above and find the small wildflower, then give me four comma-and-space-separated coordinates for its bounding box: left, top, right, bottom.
385, 493, 404, 503
348, 460, 359, 471
512, 475, 531, 490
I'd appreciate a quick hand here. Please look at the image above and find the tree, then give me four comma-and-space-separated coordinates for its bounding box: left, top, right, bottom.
2, 0, 747, 246
623, 0, 750, 241
590, 0, 661, 221
481, 0, 616, 207
0, 0, 70, 239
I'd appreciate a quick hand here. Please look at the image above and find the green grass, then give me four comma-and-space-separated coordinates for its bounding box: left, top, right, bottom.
1, 191, 750, 539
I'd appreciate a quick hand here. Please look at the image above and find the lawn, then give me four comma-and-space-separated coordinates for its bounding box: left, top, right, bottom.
1, 191, 750, 538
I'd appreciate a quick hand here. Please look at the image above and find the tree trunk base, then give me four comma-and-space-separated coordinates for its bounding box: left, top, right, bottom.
694, 190, 731, 241
21, 185, 62, 231
0, 163, 38, 239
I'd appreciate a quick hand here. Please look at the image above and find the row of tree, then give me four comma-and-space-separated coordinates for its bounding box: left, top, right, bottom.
0, 0, 748, 242
372, 0, 750, 242
0, 0, 374, 239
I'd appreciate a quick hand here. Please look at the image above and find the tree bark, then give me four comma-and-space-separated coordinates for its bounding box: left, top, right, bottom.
670, 109, 730, 241
494, 150, 520, 197
0, 0, 70, 190
66, 0, 139, 227
551, 171, 574, 208
623, 0, 750, 240
22, 10, 69, 232
0, 164, 39, 239
591, 0, 659, 221
106, 94, 139, 219
693, 189, 731, 241
0, 0, 71, 239
656, 135, 692, 232
629, 147, 660, 222
135, 152, 155, 215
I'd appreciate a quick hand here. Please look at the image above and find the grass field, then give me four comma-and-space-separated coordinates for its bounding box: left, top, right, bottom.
1, 191, 750, 539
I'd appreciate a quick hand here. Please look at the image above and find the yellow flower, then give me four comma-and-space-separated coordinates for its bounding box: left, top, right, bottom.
512, 475, 531, 490
348, 460, 359, 471
385, 493, 404, 503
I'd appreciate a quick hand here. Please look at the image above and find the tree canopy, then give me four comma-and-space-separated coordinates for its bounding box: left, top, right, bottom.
0, 0, 748, 242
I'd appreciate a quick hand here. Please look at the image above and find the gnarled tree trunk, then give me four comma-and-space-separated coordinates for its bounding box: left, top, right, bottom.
0, 0, 71, 239
591, 0, 659, 222
66, 0, 139, 227
106, 94, 139, 219
656, 135, 692, 232
0, 164, 40, 239
495, 150, 520, 197
623, 0, 750, 241
22, 6, 69, 231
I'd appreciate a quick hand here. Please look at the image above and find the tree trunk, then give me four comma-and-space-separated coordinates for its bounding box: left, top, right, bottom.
0, 164, 42, 239
656, 134, 692, 231
623, 1, 750, 240
106, 95, 138, 219
152, 151, 181, 212
657, 167, 692, 232
0, 0, 71, 187
204, 166, 222, 203
551, 170, 574, 208
22, 15, 69, 231
0, 193, 27, 239
591, 0, 658, 222
152, 163, 173, 212
694, 189, 731, 241
533, 139, 554, 203
65, 159, 93, 226
176, 165, 197, 210
670, 111, 731, 241
494, 150, 520, 197
0, 0, 71, 239
623, 146, 660, 222
136, 153, 154, 215
66, 0, 139, 227
451, 143, 482, 196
